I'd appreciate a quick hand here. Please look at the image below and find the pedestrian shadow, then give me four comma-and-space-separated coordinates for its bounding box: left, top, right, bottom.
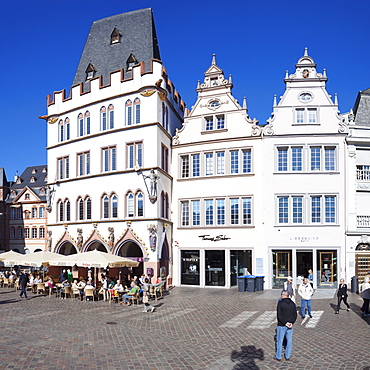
230, 345, 264, 369
0, 299, 20, 305
329, 303, 337, 312
349, 303, 370, 325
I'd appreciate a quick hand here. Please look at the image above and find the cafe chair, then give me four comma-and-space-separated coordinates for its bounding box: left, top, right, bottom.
37, 283, 46, 295
84, 288, 95, 301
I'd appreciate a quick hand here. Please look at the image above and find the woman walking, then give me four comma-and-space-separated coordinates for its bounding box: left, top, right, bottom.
335, 278, 350, 314
360, 276, 370, 316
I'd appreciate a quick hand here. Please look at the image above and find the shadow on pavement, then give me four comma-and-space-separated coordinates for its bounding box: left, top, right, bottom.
349, 303, 370, 325
0, 299, 20, 305
231, 345, 264, 369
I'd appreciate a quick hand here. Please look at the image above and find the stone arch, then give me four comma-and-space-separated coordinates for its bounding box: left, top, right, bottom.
54, 231, 77, 254
82, 229, 108, 253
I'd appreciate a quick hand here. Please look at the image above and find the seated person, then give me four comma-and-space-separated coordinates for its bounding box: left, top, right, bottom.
60, 279, 71, 299
71, 279, 80, 298
84, 282, 95, 301
45, 277, 56, 294
77, 278, 86, 300
120, 282, 140, 305
33, 275, 43, 293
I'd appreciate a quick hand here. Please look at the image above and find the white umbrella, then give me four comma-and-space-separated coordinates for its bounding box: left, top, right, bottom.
0, 250, 24, 266
50, 249, 139, 268
17, 251, 64, 267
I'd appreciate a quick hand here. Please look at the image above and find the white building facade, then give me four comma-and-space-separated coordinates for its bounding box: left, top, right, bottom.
44, 9, 184, 281
262, 49, 348, 289
344, 89, 370, 283
172, 56, 264, 288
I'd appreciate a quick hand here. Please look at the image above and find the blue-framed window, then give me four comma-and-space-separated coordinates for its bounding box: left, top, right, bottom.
101, 107, 107, 131
205, 199, 214, 225
311, 196, 321, 223
217, 115, 225, 129
292, 196, 303, 223
205, 117, 213, 131
217, 199, 225, 225
134, 98, 140, 124
278, 196, 289, 223
230, 150, 239, 174
278, 148, 288, 171
108, 105, 114, 129
325, 196, 336, 223
192, 200, 200, 226
85, 111, 90, 135
242, 149, 252, 173
126, 100, 132, 126
192, 154, 200, 177
78, 113, 84, 136
311, 147, 321, 171
292, 147, 302, 171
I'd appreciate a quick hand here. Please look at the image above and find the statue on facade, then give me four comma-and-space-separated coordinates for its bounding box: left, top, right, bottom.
108, 227, 115, 248
46, 185, 55, 212
148, 224, 157, 252
76, 228, 83, 251
143, 169, 159, 204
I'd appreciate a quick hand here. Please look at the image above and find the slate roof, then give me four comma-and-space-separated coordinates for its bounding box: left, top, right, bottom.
353, 88, 370, 127
7, 165, 47, 203
72, 8, 161, 88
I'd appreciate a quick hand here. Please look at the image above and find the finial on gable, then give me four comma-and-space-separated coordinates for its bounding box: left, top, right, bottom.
304, 47, 308, 56
334, 93, 338, 105
323, 68, 327, 77
212, 54, 217, 65
243, 97, 248, 112
273, 94, 277, 106
229, 74, 232, 84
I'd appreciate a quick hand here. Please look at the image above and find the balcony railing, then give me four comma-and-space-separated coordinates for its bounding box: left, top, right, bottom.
357, 215, 370, 228
356, 169, 370, 181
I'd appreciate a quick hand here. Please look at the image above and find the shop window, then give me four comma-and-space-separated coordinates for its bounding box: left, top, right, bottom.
205, 250, 225, 286
181, 250, 200, 285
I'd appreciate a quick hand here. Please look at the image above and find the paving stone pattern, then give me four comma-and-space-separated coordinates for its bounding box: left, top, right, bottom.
0, 287, 369, 370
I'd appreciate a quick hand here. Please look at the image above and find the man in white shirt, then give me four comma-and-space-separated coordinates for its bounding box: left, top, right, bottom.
298, 277, 314, 318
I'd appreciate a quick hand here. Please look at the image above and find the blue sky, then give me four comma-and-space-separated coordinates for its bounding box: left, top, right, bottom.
1, 0, 370, 180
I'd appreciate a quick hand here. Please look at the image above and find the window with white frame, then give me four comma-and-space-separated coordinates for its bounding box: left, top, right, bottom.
39, 207, 45, 218
78, 113, 84, 137
205, 153, 214, 176
127, 142, 142, 169
276, 145, 337, 172
276, 194, 337, 225
17, 227, 22, 239
204, 114, 225, 131
111, 194, 118, 218
216, 152, 225, 175
32, 207, 37, 218
77, 151, 90, 176
39, 227, 45, 239
102, 195, 109, 219
102, 146, 116, 172
180, 197, 252, 227
78, 198, 84, 220
295, 108, 318, 124
126, 100, 132, 126
137, 192, 144, 217
65, 200, 71, 221
134, 98, 140, 124
24, 228, 30, 238
17, 208, 22, 219
108, 104, 114, 129
57, 156, 69, 180
101, 107, 107, 131
86, 197, 92, 220
85, 111, 91, 135
192, 154, 200, 177
32, 227, 37, 239
180, 155, 189, 178
127, 193, 134, 217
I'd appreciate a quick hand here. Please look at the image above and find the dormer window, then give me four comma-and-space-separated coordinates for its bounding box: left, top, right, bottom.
25, 194, 30, 200
85, 63, 96, 80
42, 167, 47, 173
32, 168, 37, 174
30, 177, 36, 183
16, 177, 22, 184
40, 187, 46, 196
110, 28, 122, 44
126, 53, 138, 71
10, 191, 16, 198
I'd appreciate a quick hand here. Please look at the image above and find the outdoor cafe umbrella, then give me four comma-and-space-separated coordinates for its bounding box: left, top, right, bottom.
0, 250, 24, 267
50, 250, 139, 285
50, 249, 139, 268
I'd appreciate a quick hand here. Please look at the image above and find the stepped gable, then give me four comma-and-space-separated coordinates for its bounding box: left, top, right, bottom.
72, 8, 160, 88
353, 88, 370, 127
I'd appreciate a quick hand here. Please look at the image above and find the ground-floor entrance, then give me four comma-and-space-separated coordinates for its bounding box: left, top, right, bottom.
272, 248, 338, 289
180, 249, 252, 288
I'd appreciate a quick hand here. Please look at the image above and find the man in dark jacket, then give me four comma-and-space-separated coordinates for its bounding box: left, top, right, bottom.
19, 271, 28, 299
275, 290, 297, 361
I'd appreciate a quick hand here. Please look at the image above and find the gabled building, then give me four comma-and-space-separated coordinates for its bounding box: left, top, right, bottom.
0, 168, 9, 252
6, 166, 48, 253
343, 88, 370, 282
172, 55, 263, 288
44, 8, 184, 281
262, 49, 348, 289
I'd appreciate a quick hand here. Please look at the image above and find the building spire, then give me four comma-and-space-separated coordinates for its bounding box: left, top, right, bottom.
304, 47, 308, 56
273, 94, 277, 106
212, 54, 217, 65
243, 97, 248, 112
334, 93, 338, 105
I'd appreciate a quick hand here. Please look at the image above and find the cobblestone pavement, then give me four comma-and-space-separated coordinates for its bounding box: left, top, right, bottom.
0, 287, 369, 370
